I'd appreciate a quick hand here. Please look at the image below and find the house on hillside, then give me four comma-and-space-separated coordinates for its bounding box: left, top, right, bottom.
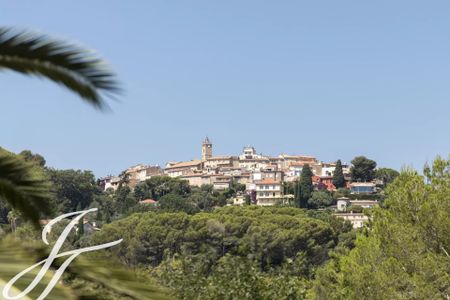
350, 182, 376, 194
255, 178, 284, 206
334, 212, 369, 228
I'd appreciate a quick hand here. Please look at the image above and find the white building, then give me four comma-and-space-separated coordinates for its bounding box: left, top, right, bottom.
255, 178, 284, 206
164, 160, 203, 177
336, 197, 379, 212
334, 212, 369, 229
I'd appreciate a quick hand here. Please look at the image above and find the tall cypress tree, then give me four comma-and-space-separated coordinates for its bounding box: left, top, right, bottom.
294, 178, 301, 207
299, 164, 313, 208
333, 159, 346, 188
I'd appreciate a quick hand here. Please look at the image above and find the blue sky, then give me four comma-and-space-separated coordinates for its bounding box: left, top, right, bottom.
1, 1, 449, 177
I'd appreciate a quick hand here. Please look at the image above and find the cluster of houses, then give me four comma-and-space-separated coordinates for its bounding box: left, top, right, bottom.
99, 137, 379, 228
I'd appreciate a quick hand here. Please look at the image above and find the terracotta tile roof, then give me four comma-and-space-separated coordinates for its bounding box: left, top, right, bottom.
255, 178, 281, 185
165, 160, 202, 169
139, 199, 157, 204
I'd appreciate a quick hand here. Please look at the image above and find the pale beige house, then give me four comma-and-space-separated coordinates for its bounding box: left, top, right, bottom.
230, 195, 246, 206
181, 173, 205, 186
211, 175, 232, 190
255, 178, 284, 206
337, 197, 379, 212
124, 164, 163, 187
204, 156, 238, 171
100, 175, 121, 191
164, 160, 203, 177
238, 146, 271, 171
350, 182, 377, 194
252, 166, 283, 182
274, 154, 318, 170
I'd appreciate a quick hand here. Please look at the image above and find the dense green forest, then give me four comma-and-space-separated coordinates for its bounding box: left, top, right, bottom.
92, 207, 354, 299
0, 153, 449, 299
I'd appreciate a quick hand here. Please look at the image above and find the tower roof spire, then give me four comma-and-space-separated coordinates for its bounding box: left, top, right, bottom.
203, 136, 211, 145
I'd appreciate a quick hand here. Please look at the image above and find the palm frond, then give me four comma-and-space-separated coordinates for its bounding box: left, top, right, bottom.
67, 253, 173, 300
0, 148, 51, 228
0, 237, 76, 300
0, 237, 172, 300
0, 27, 120, 109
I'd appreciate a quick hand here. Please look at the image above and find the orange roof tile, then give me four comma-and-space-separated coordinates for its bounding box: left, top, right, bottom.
165, 160, 202, 169
255, 178, 281, 185
139, 199, 157, 204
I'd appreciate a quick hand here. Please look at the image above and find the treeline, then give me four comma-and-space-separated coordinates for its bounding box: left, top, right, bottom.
88, 156, 449, 299
283, 156, 398, 209
91, 207, 354, 299
311, 156, 450, 299
1, 149, 448, 299
0, 150, 399, 230
0, 150, 246, 229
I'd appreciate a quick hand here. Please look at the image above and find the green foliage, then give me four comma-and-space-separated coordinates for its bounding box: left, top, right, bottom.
159, 193, 199, 214
332, 159, 345, 188
0, 196, 10, 224
230, 180, 246, 193
113, 185, 138, 215
47, 168, 99, 213
298, 164, 313, 208
312, 156, 450, 299
375, 167, 400, 187
92, 206, 354, 298
155, 254, 308, 300
0, 237, 76, 299
18, 150, 46, 167
0, 237, 172, 300
308, 191, 333, 209
0, 27, 120, 109
0, 148, 51, 228
132, 177, 236, 214
187, 191, 216, 211
333, 188, 350, 199
133, 176, 191, 201
350, 156, 377, 182
244, 194, 251, 205
346, 204, 363, 213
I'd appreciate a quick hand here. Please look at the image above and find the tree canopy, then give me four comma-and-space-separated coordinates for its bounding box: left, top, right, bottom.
298, 164, 314, 208
375, 167, 400, 187
92, 206, 354, 299
312, 156, 450, 299
350, 156, 377, 182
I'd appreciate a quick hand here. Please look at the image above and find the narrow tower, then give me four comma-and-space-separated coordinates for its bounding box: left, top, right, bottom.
202, 136, 213, 160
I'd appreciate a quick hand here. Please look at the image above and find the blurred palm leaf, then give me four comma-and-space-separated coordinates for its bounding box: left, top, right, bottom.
67, 253, 172, 300
0, 26, 121, 226
0, 148, 51, 228
0, 237, 76, 299
0, 237, 172, 300
0, 27, 120, 109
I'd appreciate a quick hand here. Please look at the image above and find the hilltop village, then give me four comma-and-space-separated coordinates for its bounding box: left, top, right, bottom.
99, 137, 384, 227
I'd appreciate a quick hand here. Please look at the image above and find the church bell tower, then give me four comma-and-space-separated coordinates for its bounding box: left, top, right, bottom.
202, 136, 213, 161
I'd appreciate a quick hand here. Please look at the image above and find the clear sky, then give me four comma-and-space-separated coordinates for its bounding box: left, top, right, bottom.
1, 1, 449, 177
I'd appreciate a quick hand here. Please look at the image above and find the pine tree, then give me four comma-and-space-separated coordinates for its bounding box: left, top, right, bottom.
333, 160, 346, 188
299, 164, 313, 208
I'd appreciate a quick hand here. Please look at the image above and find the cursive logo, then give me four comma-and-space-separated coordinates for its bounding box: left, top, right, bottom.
2, 208, 122, 300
